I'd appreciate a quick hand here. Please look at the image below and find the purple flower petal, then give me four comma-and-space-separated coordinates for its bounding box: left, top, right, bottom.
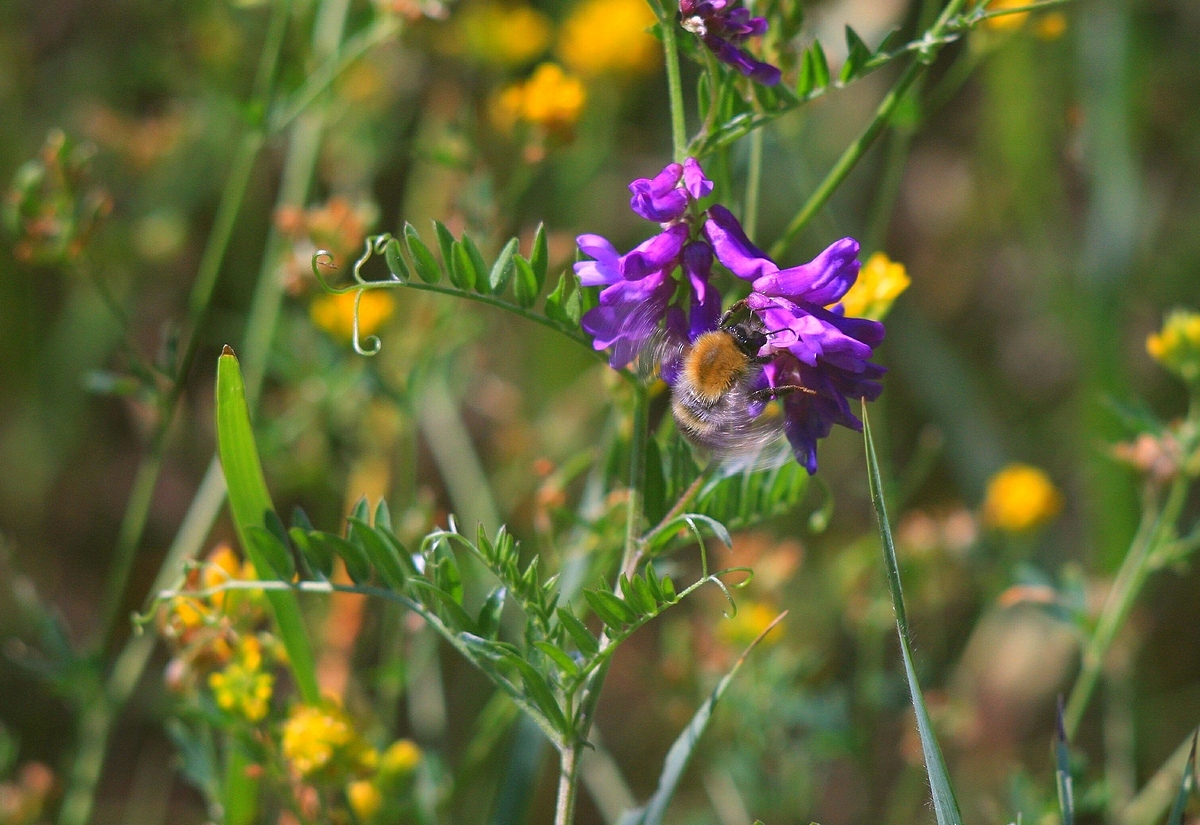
621, 223, 688, 280
575, 233, 622, 286
750, 237, 861, 305
581, 272, 673, 369
704, 204, 775, 282
683, 158, 714, 200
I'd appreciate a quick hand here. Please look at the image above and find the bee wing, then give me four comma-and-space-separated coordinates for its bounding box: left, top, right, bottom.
706, 406, 793, 476
633, 325, 688, 385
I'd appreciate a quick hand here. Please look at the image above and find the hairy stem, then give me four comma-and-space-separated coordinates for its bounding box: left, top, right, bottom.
767, 0, 971, 260
553, 745, 582, 825
661, 19, 688, 163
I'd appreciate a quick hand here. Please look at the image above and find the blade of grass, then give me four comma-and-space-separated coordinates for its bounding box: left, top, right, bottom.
216, 347, 320, 704
1165, 731, 1197, 825
863, 401, 963, 825
619, 611, 786, 825
1056, 697, 1075, 825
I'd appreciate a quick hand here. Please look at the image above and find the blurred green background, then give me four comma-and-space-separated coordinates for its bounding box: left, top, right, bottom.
1, 0, 1199, 823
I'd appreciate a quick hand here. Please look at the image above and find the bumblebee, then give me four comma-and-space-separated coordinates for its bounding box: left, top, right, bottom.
662, 301, 814, 463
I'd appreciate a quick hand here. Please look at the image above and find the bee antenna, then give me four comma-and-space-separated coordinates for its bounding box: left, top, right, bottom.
764, 327, 789, 336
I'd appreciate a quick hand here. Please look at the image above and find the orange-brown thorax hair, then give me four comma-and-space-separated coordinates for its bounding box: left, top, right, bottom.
684, 331, 749, 402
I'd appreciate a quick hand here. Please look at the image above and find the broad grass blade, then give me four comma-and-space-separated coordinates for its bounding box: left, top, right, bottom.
620, 612, 786, 825
862, 402, 963, 825
1165, 730, 1197, 825
216, 347, 320, 703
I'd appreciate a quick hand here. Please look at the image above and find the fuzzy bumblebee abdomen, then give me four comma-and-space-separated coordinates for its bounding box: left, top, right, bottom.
683, 332, 750, 402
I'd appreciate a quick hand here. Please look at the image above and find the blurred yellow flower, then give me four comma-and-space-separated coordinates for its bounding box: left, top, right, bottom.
347, 780, 383, 821
310, 290, 396, 342
379, 739, 422, 778
208, 636, 274, 722
457, 2, 552, 66
558, 0, 659, 77
282, 702, 376, 779
718, 601, 783, 649
492, 63, 587, 132
839, 251, 911, 321
982, 464, 1062, 533
984, 0, 1029, 30
1035, 12, 1068, 40
1147, 308, 1200, 384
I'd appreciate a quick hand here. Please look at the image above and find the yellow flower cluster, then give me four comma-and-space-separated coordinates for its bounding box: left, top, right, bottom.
310, 290, 397, 342
208, 636, 275, 722
839, 251, 911, 321
282, 702, 377, 780
493, 63, 588, 132
345, 740, 423, 822
558, 0, 659, 77
1147, 308, 1200, 384
457, 2, 553, 66
982, 463, 1062, 533
983, 0, 1068, 39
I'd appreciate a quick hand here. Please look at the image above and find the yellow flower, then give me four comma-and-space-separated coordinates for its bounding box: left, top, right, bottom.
310, 290, 396, 342
201, 543, 255, 610
208, 637, 274, 722
378, 739, 422, 778
282, 702, 376, 779
347, 780, 383, 821
458, 2, 552, 66
984, 0, 1029, 30
1035, 12, 1068, 40
982, 464, 1063, 533
493, 63, 587, 132
838, 251, 911, 321
718, 602, 783, 649
1147, 309, 1200, 384
558, 0, 659, 77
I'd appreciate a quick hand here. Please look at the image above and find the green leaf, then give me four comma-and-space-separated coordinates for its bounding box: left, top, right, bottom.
449, 240, 478, 291
620, 574, 656, 616
863, 404, 963, 825
584, 589, 637, 629
619, 612, 786, 825
810, 40, 830, 88
463, 234, 488, 294
840, 25, 872, 82
245, 525, 294, 580
347, 518, 407, 590
289, 527, 331, 579
409, 579, 476, 631
477, 586, 507, 640
545, 273, 582, 327
215, 348, 320, 703
383, 237, 410, 282
432, 546, 464, 605
1054, 700, 1075, 825
349, 496, 371, 526
434, 220, 456, 272
1165, 731, 1197, 825
373, 499, 393, 532
404, 223, 441, 284
533, 641, 580, 680
507, 655, 568, 734
512, 254, 539, 308
529, 223, 549, 292
556, 608, 599, 657
489, 237, 519, 295
316, 530, 373, 585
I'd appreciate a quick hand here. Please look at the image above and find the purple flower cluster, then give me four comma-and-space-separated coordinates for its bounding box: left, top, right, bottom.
578, 158, 720, 369
576, 157, 885, 473
678, 0, 781, 86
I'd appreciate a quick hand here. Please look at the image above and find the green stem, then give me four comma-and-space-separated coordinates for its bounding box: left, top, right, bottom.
767, 0, 971, 260
744, 127, 764, 240
620, 388, 650, 575
661, 19, 688, 163
1063, 473, 1191, 738
553, 746, 582, 825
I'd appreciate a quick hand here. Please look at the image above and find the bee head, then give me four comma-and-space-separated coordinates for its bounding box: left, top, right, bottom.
726, 324, 767, 358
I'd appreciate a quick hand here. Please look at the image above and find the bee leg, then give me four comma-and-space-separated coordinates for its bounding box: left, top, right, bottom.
750, 384, 817, 403
718, 299, 749, 328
